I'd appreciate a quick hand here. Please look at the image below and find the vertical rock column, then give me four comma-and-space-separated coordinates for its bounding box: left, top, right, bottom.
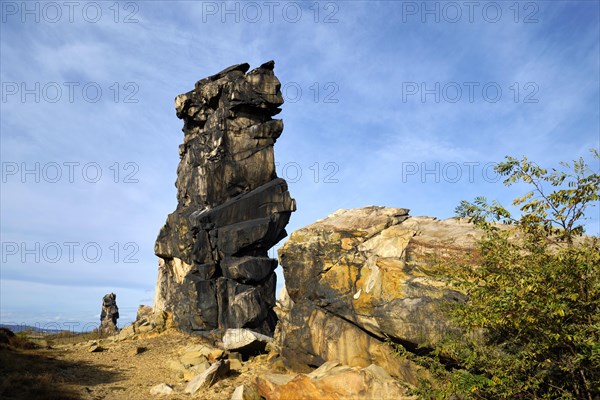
99, 292, 119, 334
154, 61, 295, 335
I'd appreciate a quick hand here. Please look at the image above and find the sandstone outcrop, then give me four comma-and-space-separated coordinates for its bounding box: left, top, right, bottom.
256, 361, 415, 400
276, 206, 482, 379
154, 61, 295, 334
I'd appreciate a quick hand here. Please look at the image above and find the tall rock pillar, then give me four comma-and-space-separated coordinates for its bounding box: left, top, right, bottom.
154, 61, 295, 335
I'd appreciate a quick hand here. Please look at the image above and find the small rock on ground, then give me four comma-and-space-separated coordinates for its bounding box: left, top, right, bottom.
149, 383, 174, 396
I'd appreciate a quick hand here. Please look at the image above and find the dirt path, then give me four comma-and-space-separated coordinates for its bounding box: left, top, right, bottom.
3, 330, 278, 400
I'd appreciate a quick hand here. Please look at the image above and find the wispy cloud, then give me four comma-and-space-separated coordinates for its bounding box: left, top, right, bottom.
1, 1, 598, 325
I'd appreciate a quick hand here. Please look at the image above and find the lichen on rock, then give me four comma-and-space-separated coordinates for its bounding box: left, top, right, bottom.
276, 206, 480, 380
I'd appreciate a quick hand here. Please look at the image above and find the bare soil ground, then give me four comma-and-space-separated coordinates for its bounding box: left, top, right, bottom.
0, 329, 280, 400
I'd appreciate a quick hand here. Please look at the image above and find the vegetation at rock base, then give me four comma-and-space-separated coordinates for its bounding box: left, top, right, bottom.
407, 151, 600, 399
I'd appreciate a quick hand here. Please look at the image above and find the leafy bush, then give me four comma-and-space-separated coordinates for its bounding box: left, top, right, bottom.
417, 151, 600, 399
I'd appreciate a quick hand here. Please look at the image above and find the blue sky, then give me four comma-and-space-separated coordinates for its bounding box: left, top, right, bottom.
1, 0, 599, 331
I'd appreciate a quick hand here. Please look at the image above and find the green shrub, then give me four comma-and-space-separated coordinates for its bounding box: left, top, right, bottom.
416, 151, 600, 399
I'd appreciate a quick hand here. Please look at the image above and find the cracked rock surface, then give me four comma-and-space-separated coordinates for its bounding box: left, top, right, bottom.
276, 206, 481, 381
154, 61, 295, 334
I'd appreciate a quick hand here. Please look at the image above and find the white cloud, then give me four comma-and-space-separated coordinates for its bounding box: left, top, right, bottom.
1, 0, 598, 326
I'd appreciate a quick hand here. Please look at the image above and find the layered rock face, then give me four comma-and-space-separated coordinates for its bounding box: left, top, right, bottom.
277, 206, 481, 381
256, 361, 415, 399
154, 61, 295, 334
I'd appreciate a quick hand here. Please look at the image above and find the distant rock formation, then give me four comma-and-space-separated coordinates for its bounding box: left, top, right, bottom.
154, 61, 295, 335
99, 292, 119, 334
276, 207, 481, 381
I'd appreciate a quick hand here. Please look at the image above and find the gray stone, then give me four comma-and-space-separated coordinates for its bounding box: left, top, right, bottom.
223, 328, 272, 357
149, 383, 174, 396
154, 61, 295, 335
184, 360, 230, 394
222, 256, 277, 283
183, 361, 211, 381
190, 361, 211, 374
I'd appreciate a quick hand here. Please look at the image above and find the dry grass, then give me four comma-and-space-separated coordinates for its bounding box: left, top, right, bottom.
44, 330, 107, 346
0, 328, 281, 399
0, 348, 77, 399
0, 329, 120, 400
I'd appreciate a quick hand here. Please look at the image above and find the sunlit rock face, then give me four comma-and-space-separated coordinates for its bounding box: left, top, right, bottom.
276, 207, 480, 379
154, 61, 295, 335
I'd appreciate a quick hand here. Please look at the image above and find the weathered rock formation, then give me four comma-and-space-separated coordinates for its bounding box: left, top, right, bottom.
99, 292, 119, 334
223, 328, 273, 358
256, 361, 416, 400
154, 61, 295, 335
276, 206, 481, 380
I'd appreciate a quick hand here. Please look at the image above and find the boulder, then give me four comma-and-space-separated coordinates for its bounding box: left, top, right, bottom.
231, 384, 261, 400
256, 362, 415, 400
277, 207, 481, 379
88, 344, 105, 353
184, 360, 230, 394
149, 383, 174, 396
183, 362, 211, 381
154, 61, 295, 335
180, 351, 209, 368
223, 328, 272, 358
